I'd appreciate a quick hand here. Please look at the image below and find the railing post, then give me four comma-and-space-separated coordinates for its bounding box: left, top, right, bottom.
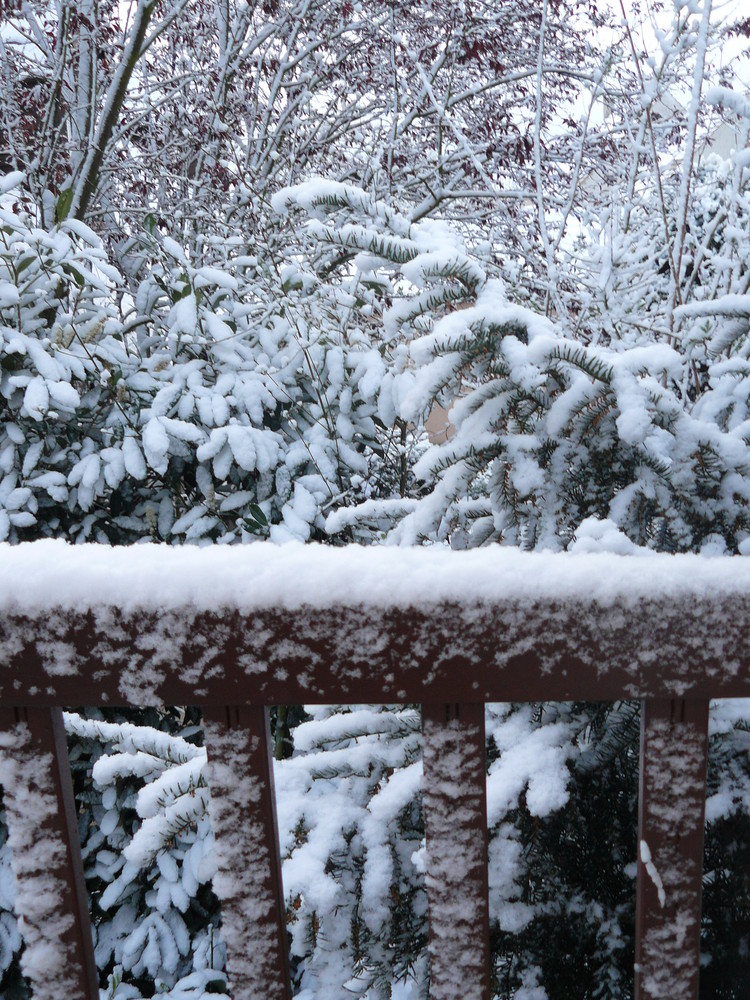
635, 698, 709, 1000
421, 702, 491, 1000
202, 705, 292, 1000
0, 706, 99, 1000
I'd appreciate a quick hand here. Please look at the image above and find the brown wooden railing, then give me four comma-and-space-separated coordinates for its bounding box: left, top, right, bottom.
0, 545, 747, 1000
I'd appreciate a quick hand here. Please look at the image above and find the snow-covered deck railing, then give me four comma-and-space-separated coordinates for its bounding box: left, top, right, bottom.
1, 542, 747, 1000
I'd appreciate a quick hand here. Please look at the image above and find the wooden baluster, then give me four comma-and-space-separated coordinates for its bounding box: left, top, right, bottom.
202, 705, 292, 1000
0, 707, 98, 1000
635, 698, 709, 1000
421, 702, 491, 1000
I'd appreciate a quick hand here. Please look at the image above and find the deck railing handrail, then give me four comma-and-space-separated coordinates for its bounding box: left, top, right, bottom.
1, 543, 746, 1000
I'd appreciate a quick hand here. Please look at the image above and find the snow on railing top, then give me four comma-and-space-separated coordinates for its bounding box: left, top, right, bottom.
2, 537, 750, 708
1, 538, 750, 614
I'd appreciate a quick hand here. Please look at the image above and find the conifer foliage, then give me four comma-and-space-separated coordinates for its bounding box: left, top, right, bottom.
283, 178, 750, 554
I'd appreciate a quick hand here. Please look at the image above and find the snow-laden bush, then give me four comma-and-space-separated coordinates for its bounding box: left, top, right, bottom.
0, 174, 129, 542
276, 179, 750, 554
63, 713, 226, 1000
0, 175, 394, 547
276, 706, 425, 999
0, 796, 23, 997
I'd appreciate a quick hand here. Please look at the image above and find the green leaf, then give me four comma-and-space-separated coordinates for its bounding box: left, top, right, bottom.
248, 503, 268, 526
241, 516, 265, 534
61, 262, 85, 288
171, 283, 193, 304
16, 254, 35, 275
56, 188, 74, 222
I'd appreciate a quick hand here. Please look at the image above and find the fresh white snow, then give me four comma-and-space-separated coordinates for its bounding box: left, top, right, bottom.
1, 539, 749, 615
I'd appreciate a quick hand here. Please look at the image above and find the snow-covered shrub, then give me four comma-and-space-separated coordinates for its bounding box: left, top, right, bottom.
0, 174, 130, 543
0, 173, 397, 547
701, 699, 750, 995
276, 705, 425, 999
123, 221, 392, 545
1, 0, 748, 996
64, 711, 227, 1000
486, 702, 637, 998
276, 179, 750, 553
0, 795, 25, 998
